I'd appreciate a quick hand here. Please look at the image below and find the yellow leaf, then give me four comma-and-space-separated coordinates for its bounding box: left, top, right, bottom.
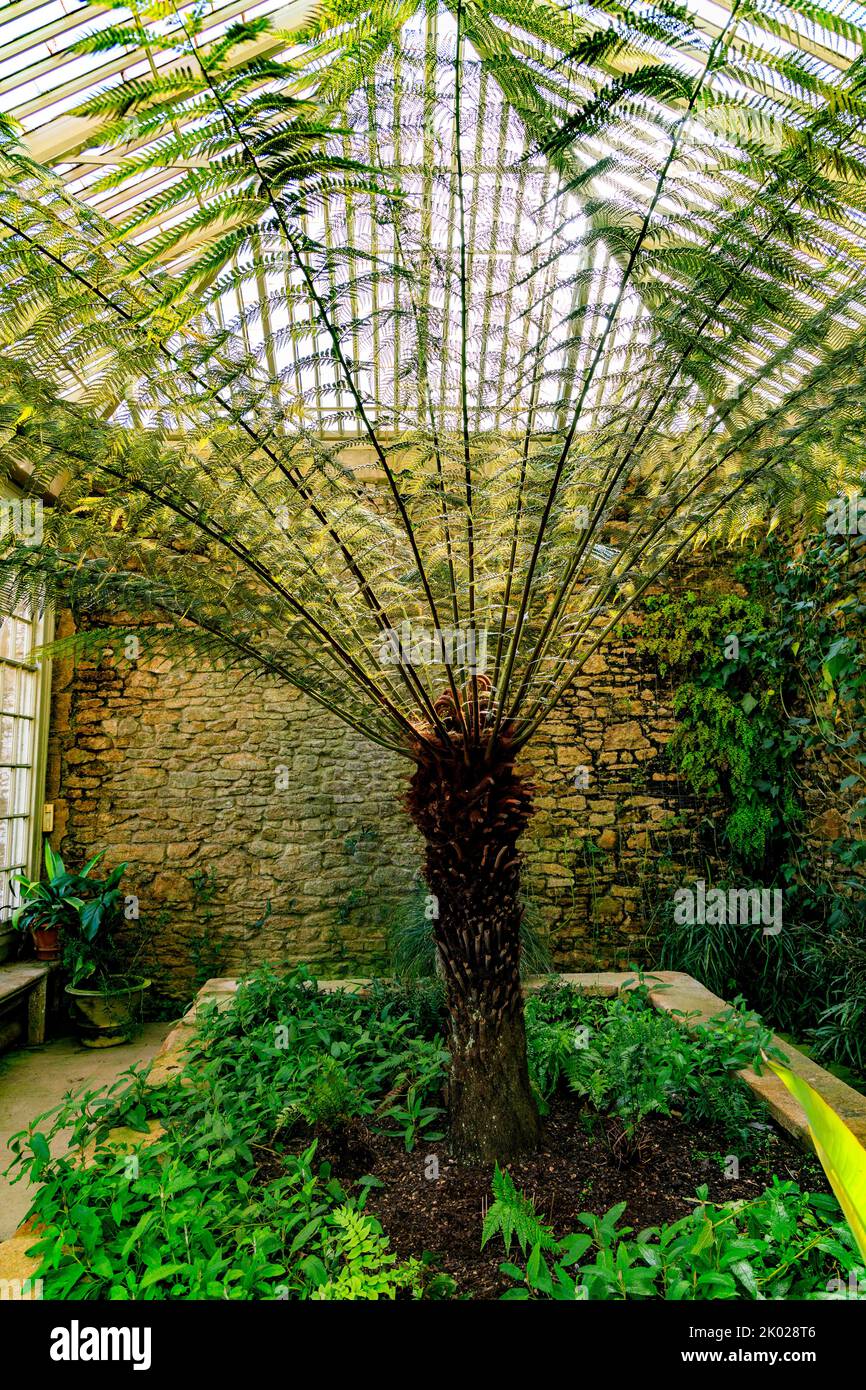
765, 1057, 866, 1262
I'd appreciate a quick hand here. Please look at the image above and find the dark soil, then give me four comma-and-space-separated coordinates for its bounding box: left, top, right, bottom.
252, 1117, 376, 1182
258, 1093, 829, 1299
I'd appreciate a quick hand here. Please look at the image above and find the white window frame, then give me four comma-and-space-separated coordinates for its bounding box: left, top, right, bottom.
0, 482, 53, 918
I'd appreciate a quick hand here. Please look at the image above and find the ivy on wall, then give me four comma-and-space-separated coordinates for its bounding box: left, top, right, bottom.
634, 531, 866, 1072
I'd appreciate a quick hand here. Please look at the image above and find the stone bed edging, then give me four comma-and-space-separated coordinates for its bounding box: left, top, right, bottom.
3, 969, 865, 1287
144, 968, 866, 1144
142, 973, 866, 1145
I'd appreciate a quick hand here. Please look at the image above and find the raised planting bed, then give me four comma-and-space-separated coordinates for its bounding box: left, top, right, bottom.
355, 1092, 827, 1298
165, 967, 866, 1146
2, 968, 865, 1301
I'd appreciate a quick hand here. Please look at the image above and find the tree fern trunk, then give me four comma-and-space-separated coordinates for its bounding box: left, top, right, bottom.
406, 733, 540, 1163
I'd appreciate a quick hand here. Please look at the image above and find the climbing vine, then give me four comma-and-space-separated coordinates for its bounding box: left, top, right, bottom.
638, 585, 799, 871
635, 531, 866, 1069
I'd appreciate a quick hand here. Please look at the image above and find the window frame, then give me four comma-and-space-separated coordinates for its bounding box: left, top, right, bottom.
0, 480, 54, 916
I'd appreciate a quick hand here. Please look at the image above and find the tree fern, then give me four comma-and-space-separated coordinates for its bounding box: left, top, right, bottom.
2, 0, 866, 1159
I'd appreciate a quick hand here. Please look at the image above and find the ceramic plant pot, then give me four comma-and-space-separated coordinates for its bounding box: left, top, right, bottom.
65, 977, 151, 1048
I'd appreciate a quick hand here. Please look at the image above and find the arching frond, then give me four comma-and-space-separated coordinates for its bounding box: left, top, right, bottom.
1, 0, 865, 760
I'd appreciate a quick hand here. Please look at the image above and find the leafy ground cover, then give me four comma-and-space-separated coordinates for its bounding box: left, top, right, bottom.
6, 968, 863, 1300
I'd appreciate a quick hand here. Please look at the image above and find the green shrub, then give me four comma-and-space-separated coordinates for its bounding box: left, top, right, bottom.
366, 976, 445, 1038
311, 1207, 423, 1300
525, 978, 782, 1154
637, 591, 766, 677
5, 965, 446, 1300
640, 534, 866, 1068
524, 980, 606, 1105
4, 967, 846, 1303
297, 1056, 368, 1129
496, 1179, 865, 1300
482, 1163, 559, 1256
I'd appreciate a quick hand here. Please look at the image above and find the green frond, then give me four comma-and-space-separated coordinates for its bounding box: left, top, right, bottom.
1, 0, 865, 756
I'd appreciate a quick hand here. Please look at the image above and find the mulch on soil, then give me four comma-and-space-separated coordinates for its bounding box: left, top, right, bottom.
259, 1093, 828, 1299
365, 1100, 827, 1298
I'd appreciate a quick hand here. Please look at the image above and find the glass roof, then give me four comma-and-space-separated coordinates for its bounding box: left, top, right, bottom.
3, 0, 866, 435
3, 1, 866, 740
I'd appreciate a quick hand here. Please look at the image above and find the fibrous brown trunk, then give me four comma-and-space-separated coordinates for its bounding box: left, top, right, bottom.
406, 728, 541, 1164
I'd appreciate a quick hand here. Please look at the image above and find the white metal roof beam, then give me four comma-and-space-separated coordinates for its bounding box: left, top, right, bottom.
19, 0, 319, 164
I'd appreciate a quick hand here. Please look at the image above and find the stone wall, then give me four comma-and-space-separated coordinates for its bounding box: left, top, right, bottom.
47, 610, 421, 998
46, 572, 723, 1001
42, 542, 862, 1006
518, 635, 694, 971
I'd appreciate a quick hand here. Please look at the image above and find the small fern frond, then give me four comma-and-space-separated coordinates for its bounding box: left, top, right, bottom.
481, 1163, 557, 1254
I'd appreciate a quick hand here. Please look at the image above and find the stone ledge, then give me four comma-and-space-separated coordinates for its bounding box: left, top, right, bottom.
644, 970, 866, 1147
146, 979, 241, 1084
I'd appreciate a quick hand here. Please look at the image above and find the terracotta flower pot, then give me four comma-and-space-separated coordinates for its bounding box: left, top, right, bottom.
32, 925, 60, 960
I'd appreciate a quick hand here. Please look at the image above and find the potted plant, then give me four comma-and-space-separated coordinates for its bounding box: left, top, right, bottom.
60, 857, 151, 1048
10, 841, 94, 960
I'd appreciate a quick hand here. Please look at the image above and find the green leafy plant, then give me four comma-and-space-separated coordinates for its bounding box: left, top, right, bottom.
482, 1163, 558, 1257
297, 1056, 369, 1130
524, 981, 606, 1105
2, 963, 856, 1303
366, 977, 445, 1039
644, 533, 866, 1066
12, 842, 105, 938
656, 882, 807, 1033
12, 842, 129, 986
554, 984, 783, 1159
4, 965, 446, 1299
522, 978, 782, 1159
636, 590, 798, 871
499, 1181, 865, 1301
564, 993, 687, 1158
60, 865, 130, 989
377, 1079, 447, 1151
312, 1207, 423, 1300
638, 591, 766, 678
3, 0, 866, 1163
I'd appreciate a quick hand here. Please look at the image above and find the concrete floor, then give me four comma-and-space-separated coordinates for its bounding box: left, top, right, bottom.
0, 1023, 171, 1240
